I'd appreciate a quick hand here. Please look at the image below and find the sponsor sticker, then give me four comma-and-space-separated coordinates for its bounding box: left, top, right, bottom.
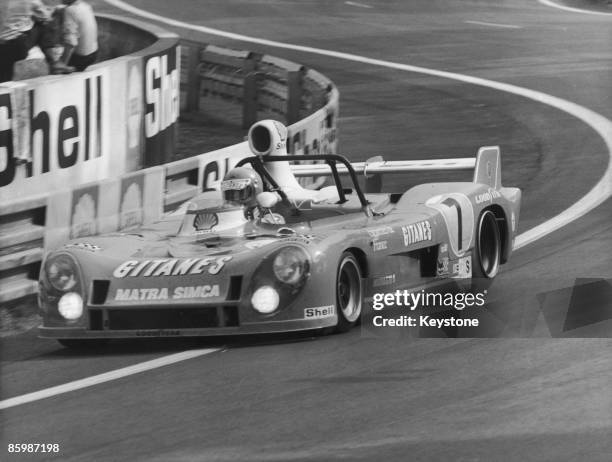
281, 234, 316, 245
113, 256, 232, 278
372, 240, 388, 252
452, 256, 472, 278
437, 257, 450, 276
366, 226, 395, 238
304, 305, 335, 319
114, 285, 220, 301
194, 212, 219, 232
401, 221, 432, 246
64, 242, 101, 252
173, 285, 220, 299
115, 288, 168, 301
474, 188, 502, 205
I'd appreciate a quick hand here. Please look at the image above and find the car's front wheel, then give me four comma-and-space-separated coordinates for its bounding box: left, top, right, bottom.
335, 252, 363, 333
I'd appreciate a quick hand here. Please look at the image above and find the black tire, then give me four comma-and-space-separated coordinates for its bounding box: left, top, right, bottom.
58, 339, 109, 349
472, 210, 501, 289
335, 252, 363, 333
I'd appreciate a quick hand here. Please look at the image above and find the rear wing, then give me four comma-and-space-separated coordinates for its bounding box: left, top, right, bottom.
289, 146, 501, 191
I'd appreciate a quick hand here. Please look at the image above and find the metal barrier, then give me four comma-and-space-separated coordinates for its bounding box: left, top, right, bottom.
180, 41, 332, 128
0, 195, 47, 303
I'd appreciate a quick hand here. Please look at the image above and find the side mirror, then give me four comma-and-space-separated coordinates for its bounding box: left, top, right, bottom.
257, 191, 280, 209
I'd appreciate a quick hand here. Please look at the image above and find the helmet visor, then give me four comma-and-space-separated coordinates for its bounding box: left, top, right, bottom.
222, 178, 254, 203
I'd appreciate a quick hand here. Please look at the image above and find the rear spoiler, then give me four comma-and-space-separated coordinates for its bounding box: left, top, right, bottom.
289, 146, 501, 191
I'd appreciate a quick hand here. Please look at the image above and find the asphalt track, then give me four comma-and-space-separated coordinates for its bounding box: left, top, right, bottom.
2, 1, 611, 460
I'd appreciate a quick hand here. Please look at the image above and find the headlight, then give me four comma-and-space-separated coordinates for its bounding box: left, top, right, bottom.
251, 286, 280, 314
46, 255, 78, 291
58, 292, 83, 320
272, 246, 309, 285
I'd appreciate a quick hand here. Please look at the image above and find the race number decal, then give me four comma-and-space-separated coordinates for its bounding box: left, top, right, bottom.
426, 193, 474, 256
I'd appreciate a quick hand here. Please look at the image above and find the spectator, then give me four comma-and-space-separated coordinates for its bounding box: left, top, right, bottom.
0, 0, 44, 82
31, 2, 76, 75
59, 0, 98, 72
0, 0, 73, 83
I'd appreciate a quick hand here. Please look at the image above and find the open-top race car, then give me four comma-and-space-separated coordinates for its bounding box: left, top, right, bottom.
38, 120, 521, 346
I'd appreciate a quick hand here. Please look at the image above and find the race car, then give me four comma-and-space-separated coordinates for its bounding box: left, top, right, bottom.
38, 120, 521, 346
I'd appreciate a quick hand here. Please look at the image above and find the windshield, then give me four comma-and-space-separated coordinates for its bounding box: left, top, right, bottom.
177, 204, 248, 236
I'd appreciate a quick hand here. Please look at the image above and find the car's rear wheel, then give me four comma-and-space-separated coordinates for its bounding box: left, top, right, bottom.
335, 252, 363, 333
58, 339, 109, 349
472, 210, 501, 287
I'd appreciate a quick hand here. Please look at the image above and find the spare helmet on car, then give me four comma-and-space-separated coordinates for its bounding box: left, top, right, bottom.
221, 167, 263, 207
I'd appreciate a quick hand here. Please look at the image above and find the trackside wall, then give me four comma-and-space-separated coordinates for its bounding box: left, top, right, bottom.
0, 17, 339, 304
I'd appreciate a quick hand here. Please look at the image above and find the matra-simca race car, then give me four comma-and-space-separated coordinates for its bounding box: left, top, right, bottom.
39, 120, 521, 346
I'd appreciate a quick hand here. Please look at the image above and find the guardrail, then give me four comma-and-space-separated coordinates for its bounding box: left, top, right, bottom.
0, 20, 339, 305
180, 41, 333, 128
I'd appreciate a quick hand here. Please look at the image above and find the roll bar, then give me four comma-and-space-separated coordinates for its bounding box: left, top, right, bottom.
236, 154, 369, 207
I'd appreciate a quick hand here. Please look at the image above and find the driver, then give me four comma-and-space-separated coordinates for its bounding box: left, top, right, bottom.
221, 167, 286, 223
221, 167, 263, 215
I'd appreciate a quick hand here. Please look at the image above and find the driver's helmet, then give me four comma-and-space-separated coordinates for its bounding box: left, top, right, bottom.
221, 167, 263, 207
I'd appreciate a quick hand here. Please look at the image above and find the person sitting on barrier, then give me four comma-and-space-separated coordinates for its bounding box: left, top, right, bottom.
0, 0, 73, 82
58, 0, 98, 72
33, 2, 76, 75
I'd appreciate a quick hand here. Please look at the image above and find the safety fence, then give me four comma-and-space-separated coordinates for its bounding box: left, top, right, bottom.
179, 40, 334, 128
0, 17, 339, 305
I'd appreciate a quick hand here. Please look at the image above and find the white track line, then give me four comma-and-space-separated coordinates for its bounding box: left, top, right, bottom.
538, 0, 612, 16
464, 20, 522, 29
345, 1, 373, 8
0, 348, 219, 410
5, 0, 608, 411
104, 0, 612, 250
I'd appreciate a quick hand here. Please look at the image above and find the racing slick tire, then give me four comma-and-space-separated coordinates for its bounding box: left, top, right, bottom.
335, 252, 363, 333
58, 339, 109, 349
471, 210, 501, 290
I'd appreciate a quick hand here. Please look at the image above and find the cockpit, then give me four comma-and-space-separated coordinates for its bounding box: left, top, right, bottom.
171, 119, 395, 237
